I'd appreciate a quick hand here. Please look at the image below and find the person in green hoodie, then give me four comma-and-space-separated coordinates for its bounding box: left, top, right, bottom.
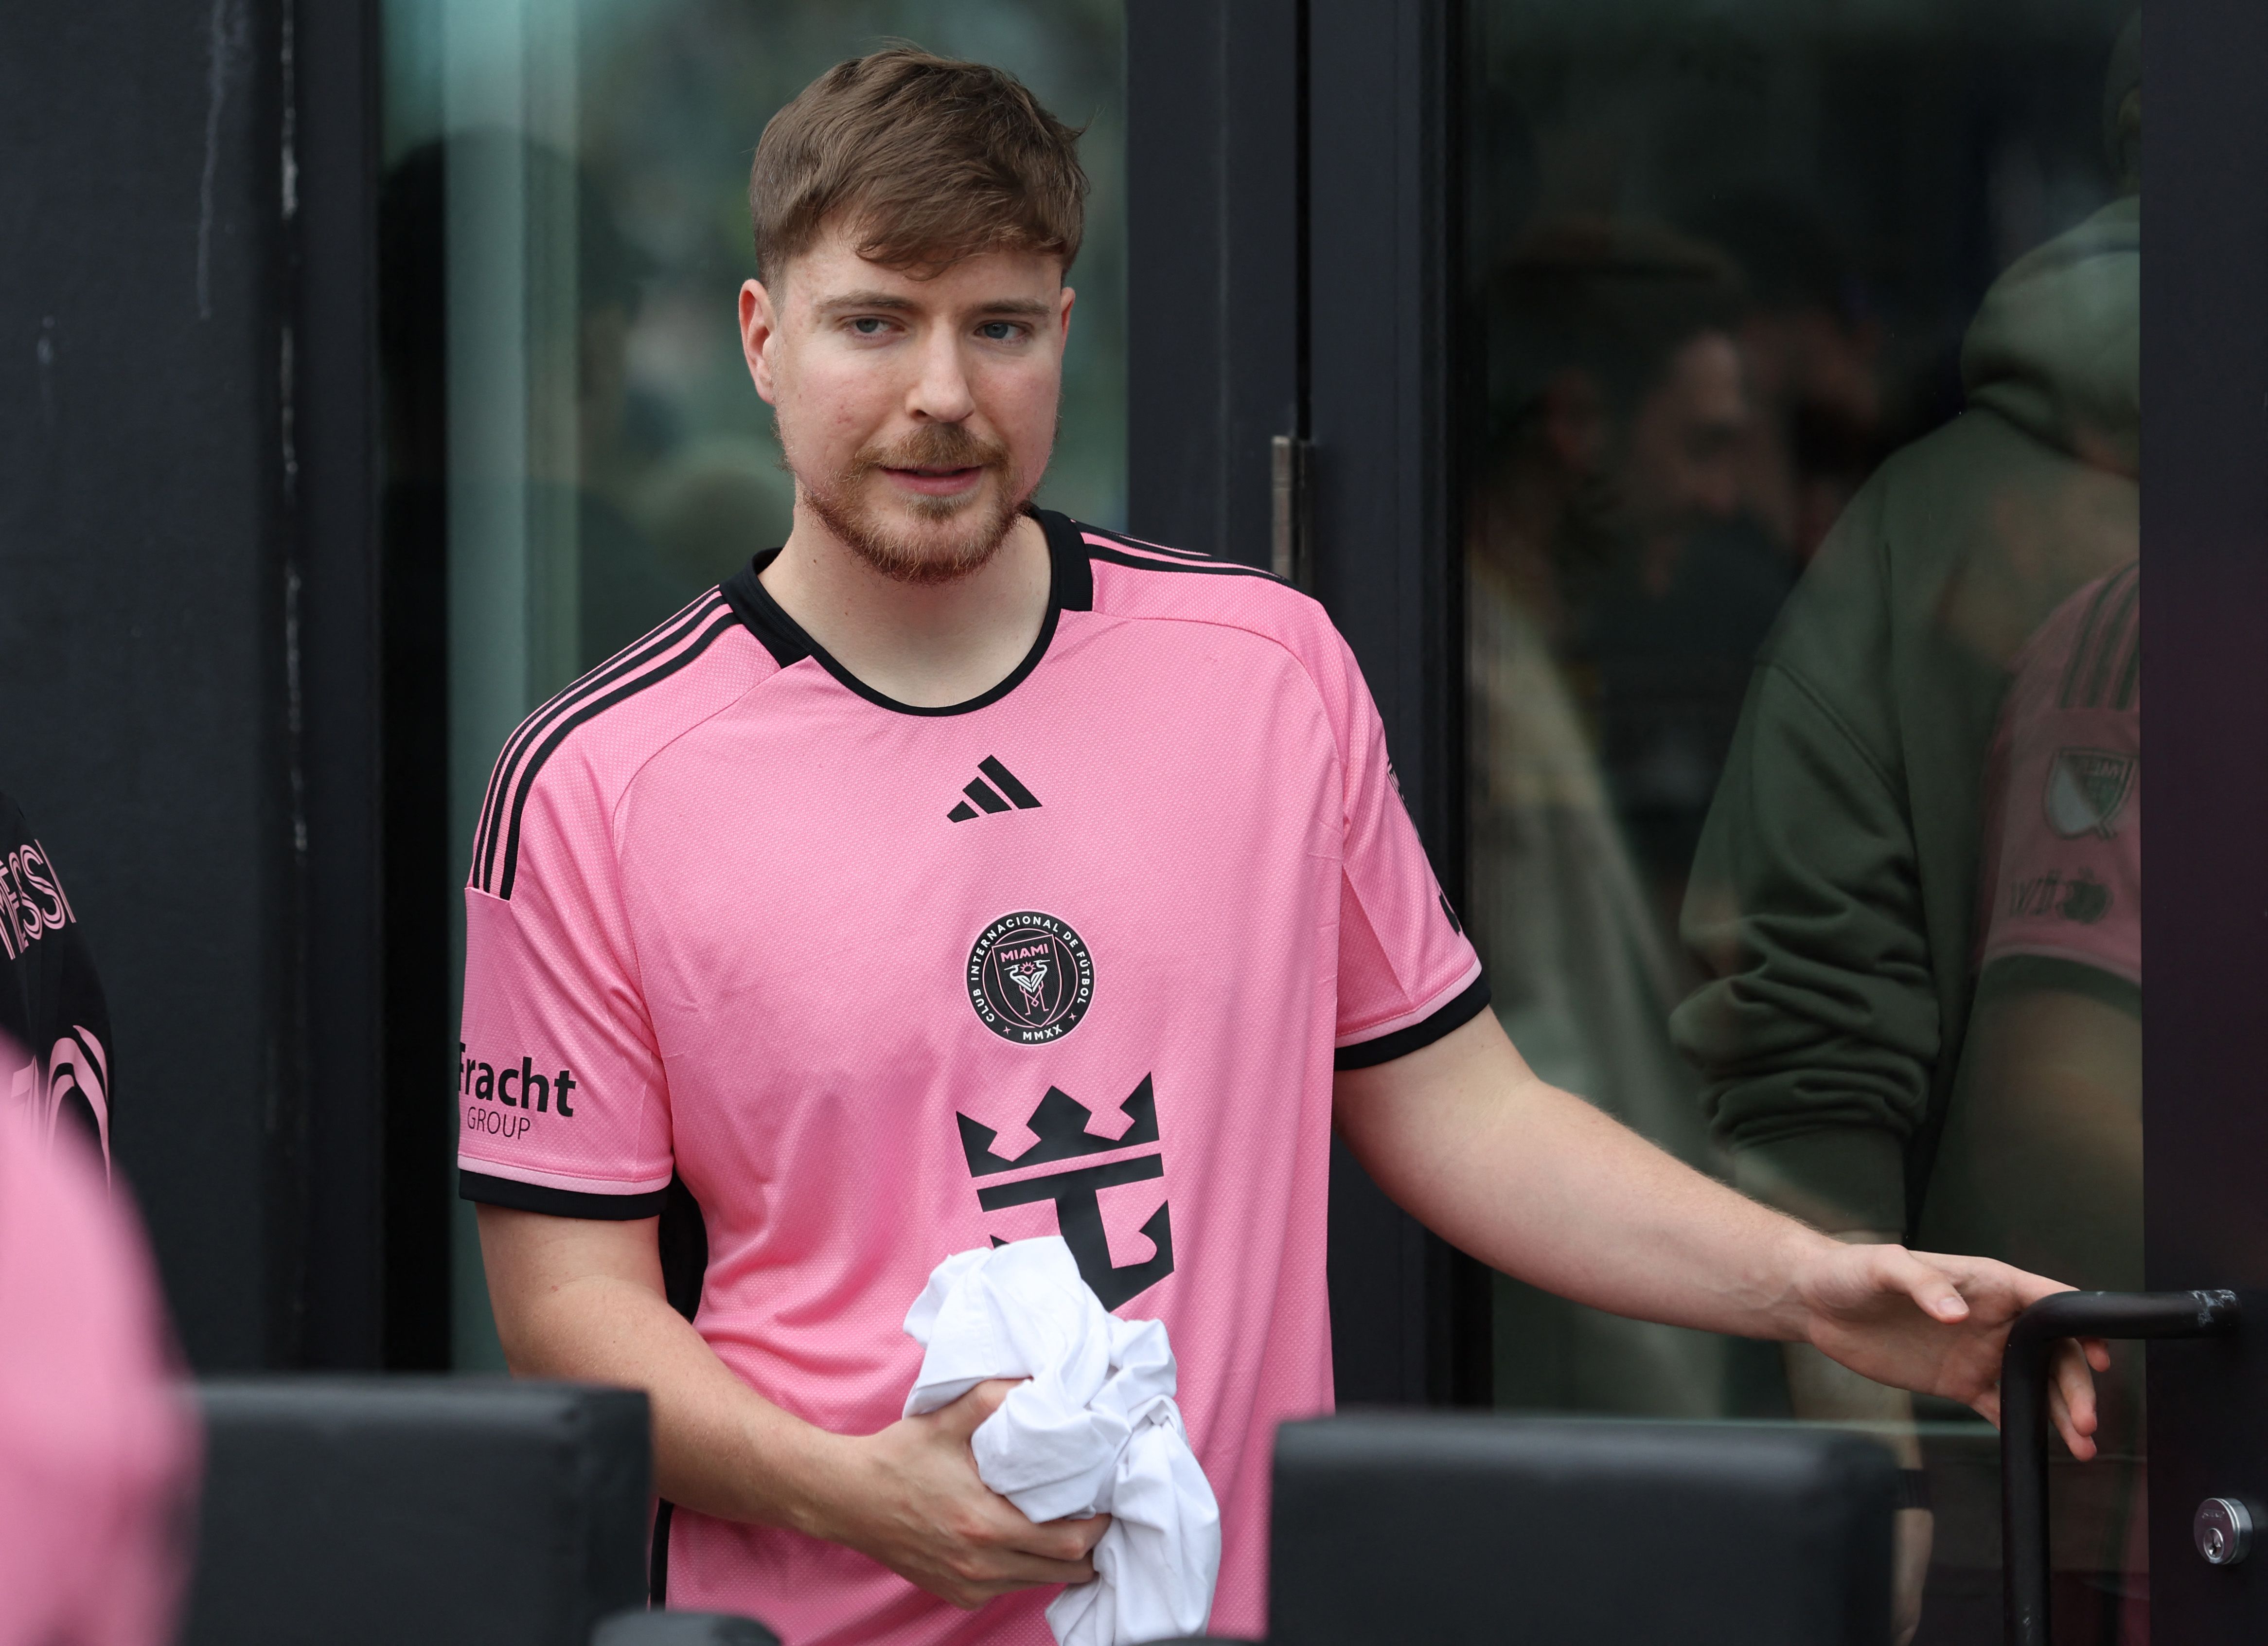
1674, 19, 2143, 1644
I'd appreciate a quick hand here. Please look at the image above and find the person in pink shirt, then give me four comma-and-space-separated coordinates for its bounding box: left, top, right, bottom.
1948, 558, 2143, 1287
1939, 562, 2144, 1638
462, 48, 2106, 1645
0, 1056, 195, 1646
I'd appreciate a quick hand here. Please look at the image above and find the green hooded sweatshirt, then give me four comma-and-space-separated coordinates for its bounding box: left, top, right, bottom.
1673, 196, 2140, 1242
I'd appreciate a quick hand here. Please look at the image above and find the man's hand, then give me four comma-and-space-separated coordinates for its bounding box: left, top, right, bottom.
814, 1379, 1111, 1610
477, 1209, 1106, 1611
1794, 1242, 2111, 1458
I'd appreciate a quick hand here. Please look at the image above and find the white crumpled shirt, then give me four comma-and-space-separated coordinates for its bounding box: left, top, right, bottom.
903, 1237, 1222, 1646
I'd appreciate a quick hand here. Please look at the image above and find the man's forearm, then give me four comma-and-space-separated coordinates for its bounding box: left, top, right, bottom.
1335, 1011, 1835, 1342
478, 1210, 847, 1531
476, 1205, 1116, 1607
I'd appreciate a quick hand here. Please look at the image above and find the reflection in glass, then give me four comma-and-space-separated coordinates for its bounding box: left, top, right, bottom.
1464, 5, 2140, 1641
379, 0, 1125, 1369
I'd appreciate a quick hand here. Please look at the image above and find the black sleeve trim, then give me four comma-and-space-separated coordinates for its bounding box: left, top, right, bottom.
1334, 971, 1491, 1070
459, 1169, 669, 1220
649, 1499, 675, 1606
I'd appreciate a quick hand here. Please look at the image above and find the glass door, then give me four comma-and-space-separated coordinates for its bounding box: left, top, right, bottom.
1431, 0, 2268, 1639
1456, 3, 2141, 1640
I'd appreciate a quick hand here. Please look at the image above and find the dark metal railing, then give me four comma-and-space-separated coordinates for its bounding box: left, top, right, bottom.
2001, 1288, 2242, 1646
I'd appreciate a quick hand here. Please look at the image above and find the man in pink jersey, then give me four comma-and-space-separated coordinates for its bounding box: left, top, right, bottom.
459, 49, 2104, 1645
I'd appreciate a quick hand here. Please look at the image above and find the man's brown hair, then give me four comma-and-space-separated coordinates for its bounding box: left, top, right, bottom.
749, 47, 1087, 283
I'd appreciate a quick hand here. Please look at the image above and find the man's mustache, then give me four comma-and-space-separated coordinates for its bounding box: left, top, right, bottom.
851, 424, 1010, 478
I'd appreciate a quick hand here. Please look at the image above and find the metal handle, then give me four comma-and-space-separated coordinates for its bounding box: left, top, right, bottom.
1270, 433, 1311, 588
2002, 1288, 2241, 1646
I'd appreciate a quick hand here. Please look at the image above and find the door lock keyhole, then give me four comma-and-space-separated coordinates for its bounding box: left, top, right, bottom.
2195, 1497, 2253, 1567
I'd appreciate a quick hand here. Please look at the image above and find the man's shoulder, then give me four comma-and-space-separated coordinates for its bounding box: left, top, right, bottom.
1061, 518, 1343, 666
469, 588, 773, 900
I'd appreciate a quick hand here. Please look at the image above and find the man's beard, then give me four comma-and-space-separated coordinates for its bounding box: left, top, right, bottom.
797, 422, 1026, 587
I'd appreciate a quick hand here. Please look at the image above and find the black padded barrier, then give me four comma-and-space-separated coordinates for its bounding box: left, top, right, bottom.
592, 1611, 780, 1646
179, 1378, 651, 1646
1269, 1413, 1896, 1646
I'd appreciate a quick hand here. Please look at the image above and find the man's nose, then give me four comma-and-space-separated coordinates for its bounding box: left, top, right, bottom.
906, 329, 977, 424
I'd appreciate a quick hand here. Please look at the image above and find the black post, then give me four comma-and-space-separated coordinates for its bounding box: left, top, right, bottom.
2000, 1290, 2239, 1646
294, 0, 397, 1367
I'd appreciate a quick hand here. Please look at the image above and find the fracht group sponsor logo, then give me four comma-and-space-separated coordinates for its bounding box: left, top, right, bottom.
460, 1045, 578, 1138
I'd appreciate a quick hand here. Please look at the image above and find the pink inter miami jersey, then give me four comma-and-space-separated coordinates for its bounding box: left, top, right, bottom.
1977, 562, 2140, 985
456, 511, 1484, 1645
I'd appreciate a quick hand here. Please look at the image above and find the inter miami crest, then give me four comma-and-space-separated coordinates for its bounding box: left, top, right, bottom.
968, 911, 1094, 1043
2044, 747, 2136, 840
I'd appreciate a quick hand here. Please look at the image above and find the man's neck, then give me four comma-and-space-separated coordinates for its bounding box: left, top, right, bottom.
758, 506, 1055, 708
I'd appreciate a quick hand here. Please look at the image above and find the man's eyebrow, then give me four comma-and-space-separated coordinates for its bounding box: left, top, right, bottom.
816, 290, 921, 313
814, 291, 1055, 319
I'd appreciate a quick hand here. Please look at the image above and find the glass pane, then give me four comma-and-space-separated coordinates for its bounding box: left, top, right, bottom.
379, 0, 1126, 1369
1461, 3, 2140, 1640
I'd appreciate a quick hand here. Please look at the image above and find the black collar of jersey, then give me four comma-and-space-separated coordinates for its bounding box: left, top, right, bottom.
720, 508, 1095, 718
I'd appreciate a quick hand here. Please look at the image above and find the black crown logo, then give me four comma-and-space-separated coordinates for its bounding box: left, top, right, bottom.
957, 1076, 1158, 1176
956, 1076, 1173, 1309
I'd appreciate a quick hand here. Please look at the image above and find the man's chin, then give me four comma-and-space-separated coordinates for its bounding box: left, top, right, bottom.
856, 538, 1004, 587
810, 485, 1026, 588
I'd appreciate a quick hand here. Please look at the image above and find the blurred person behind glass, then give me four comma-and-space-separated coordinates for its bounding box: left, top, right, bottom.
1468, 219, 1787, 1416
1679, 194, 1886, 572
1674, 16, 2143, 1643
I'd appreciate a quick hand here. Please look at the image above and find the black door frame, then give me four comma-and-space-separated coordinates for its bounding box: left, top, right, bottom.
1128, 0, 1489, 1408
2146, 0, 2268, 1634
297, 0, 389, 1369
299, 0, 456, 1370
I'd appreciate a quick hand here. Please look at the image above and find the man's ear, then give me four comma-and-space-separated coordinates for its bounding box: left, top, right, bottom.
1057, 282, 1076, 348
740, 278, 780, 405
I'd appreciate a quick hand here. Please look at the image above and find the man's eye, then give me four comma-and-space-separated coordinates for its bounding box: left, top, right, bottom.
977, 322, 1024, 342
850, 317, 889, 336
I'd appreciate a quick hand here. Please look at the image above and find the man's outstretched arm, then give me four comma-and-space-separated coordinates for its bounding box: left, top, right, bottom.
1333, 1008, 2107, 1454
475, 1204, 1107, 1608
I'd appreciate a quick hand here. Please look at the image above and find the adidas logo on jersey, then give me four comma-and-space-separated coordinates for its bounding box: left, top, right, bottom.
948, 756, 1043, 823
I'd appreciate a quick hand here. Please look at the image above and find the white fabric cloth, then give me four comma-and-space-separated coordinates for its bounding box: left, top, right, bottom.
903, 1237, 1222, 1646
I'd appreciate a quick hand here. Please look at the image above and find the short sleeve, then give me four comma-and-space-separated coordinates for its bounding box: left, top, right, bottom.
1975, 570, 2141, 987
458, 755, 674, 1218
1327, 638, 1488, 1068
